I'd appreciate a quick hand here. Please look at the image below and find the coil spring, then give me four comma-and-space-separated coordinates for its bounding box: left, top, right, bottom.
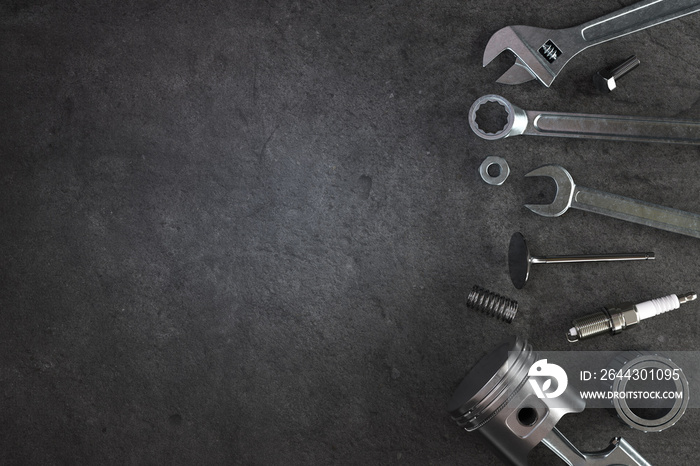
539, 42, 559, 63
467, 285, 518, 323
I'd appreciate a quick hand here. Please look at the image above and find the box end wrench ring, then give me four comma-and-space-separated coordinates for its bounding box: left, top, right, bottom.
525, 165, 700, 239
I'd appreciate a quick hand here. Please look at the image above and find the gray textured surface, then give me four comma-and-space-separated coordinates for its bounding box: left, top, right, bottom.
2, 1, 700, 464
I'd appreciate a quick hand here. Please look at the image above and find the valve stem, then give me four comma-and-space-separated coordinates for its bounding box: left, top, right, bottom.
567, 292, 697, 342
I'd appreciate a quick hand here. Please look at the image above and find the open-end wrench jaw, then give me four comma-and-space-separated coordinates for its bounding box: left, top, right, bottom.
524, 165, 575, 217
524, 164, 700, 239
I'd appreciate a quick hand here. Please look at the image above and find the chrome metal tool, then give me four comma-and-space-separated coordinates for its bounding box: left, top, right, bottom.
525, 165, 700, 239
469, 94, 700, 145
483, 0, 700, 87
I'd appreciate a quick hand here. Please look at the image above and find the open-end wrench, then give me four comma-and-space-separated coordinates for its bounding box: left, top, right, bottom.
483, 0, 700, 87
525, 165, 700, 239
469, 95, 700, 145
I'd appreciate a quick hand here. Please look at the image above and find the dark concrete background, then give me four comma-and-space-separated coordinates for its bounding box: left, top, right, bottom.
2, 1, 700, 464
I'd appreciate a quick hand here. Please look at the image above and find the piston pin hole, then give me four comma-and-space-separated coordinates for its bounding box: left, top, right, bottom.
517, 407, 538, 426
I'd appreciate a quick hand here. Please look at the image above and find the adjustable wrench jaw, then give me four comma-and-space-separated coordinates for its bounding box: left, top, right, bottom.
524, 165, 576, 217
483, 25, 575, 87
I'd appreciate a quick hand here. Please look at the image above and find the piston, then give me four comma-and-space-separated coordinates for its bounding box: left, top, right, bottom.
448, 337, 651, 465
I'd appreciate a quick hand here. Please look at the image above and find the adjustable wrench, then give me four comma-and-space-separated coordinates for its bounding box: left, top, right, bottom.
483, 0, 700, 87
525, 165, 700, 239
469, 95, 700, 145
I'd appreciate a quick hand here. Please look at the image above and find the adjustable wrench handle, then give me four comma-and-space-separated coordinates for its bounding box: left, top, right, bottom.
574, 0, 700, 46
572, 185, 700, 239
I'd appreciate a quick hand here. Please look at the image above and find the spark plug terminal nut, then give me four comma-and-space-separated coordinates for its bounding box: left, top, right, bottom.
567, 292, 697, 342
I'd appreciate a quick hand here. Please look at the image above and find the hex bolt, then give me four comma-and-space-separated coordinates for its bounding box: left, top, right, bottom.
593, 55, 640, 93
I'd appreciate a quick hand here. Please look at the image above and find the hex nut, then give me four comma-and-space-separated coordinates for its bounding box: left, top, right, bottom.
479, 156, 510, 186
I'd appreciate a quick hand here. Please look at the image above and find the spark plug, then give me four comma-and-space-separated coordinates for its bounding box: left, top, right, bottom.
567, 292, 697, 342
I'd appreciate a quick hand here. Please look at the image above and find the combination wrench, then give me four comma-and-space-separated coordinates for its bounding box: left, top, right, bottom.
525, 165, 700, 239
469, 95, 700, 145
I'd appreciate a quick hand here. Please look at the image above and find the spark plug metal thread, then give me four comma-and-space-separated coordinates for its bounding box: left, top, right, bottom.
568, 310, 615, 340
467, 285, 518, 323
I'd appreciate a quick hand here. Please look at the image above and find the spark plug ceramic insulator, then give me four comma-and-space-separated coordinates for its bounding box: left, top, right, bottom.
567, 292, 697, 342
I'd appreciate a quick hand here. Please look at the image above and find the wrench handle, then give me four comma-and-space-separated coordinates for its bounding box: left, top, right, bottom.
572, 186, 700, 239
575, 0, 700, 46
542, 428, 651, 466
523, 110, 700, 145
